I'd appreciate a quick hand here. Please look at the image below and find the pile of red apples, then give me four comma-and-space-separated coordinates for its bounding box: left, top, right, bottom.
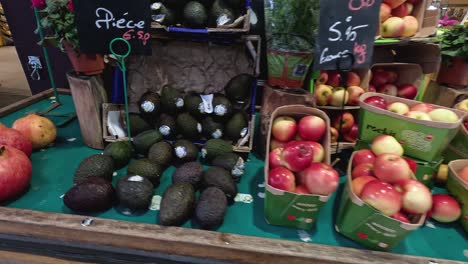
380, 0, 420, 38
364, 96, 461, 123
331, 112, 358, 143
370, 68, 418, 99
268, 115, 339, 196
314, 71, 365, 107
352, 135, 462, 224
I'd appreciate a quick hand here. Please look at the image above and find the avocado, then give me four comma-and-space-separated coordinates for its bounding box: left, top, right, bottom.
148, 141, 173, 168
162, 0, 189, 9
202, 166, 237, 202
184, 94, 205, 119
195, 187, 227, 230
63, 177, 115, 213
156, 113, 177, 139
126, 113, 152, 136
172, 161, 203, 188
160, 85, 185, 115
159, 183, 195, 226
173, 139, 199, 163
225, 74, 254, 102
212, 94, 233, 121
202, 116, 224, 139
201, 138, 233, 162
225, 111, 248, 142
133, 130, 163, 156
127, 159, 164, 186
211, 153, 245, 181
151, 3, 176, 26
138, 91, 161, 122
210, 0, 235, 26
176, 113, 202, 140
74, 155, 115, 184
183, 1, 208, 28
103, 141, 134, 169
116, 175, 154, 214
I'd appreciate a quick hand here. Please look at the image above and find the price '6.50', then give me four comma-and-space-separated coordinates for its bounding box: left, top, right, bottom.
123, 29, 150, 46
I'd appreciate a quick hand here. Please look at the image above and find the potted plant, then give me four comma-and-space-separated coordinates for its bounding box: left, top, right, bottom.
437, 25, 468, 87
33, 0, 104, 75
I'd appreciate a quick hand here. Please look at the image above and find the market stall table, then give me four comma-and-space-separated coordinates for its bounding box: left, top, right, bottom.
0, 90, 466, 263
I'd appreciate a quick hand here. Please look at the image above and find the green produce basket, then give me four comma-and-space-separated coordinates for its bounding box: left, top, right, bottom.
358, 92, 467, 162
335, 152, 425, 251
264, 105, 331, 230
447, 159, 468, 234
445, 123, 468, 160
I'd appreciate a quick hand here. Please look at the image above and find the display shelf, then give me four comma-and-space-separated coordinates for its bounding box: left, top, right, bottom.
0, 89, 466, 264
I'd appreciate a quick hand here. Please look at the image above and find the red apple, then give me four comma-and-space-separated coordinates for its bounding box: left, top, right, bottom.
295, 185, 310, 194
374, 154, 412, 183
403, 157, 418, 173
347, 86, 365, 105
368, 84, 377, 92
272, 116, 297, 142
0, 145, 32, 202
352, 176, 377, 196
326, 71, 341, 87
464, 122, 468, 131
457, 167, 468, 183
270, 139, 286, 151
298, 116, 326, 142
360, 180, 402, 216
398, 84, 418, 99
386, 71, 398, 83
299, 162, 339, 196
346, 72, 361, 87
429, 194, 462, 223
268, 167, 295, 192
352, 149, 376, 168
387, 102, 410, 115
316, 71, 329, 85
269, 148, 283, 169
330, 127, 339, 143
0, 127, 33, 157
383, 0, 407, 9
394, 179, 432, 214
392, 2, 414, 17
363, 96, 388, 109
343, 123, 358, 143
380, 3, 392, 22
410, 103, 434, 113
352, 163, 374, 179
281, 141, 313, 172
371, 71, 389, 87
391, 211, 411, 223
378, 84, 398, 96
332, 112, 355, 132
304, 141, 325, 162
371, 135, 404, 156
405, 111, 432, 121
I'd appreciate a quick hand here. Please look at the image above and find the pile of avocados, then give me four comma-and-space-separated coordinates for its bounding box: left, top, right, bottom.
151, 0, 245, 28
63, 100, 248, 230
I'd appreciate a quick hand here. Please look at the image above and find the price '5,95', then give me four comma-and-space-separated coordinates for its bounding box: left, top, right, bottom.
123, 29, 150, 46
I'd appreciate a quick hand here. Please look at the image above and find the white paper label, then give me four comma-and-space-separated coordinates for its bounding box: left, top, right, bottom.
175, 146, 187, 158
128, 175, 144, 182
141, 101, 155, 113
200, 94, 213, 113
201, 148, 207, 158
107, 111, 126, 138
197, 123, 202, 133
159, 125, 171, 136
150, 2, 162, 10
214, 105, 227, 116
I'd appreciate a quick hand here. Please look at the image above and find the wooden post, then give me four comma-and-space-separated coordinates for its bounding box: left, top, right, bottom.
67, 72, 107, 149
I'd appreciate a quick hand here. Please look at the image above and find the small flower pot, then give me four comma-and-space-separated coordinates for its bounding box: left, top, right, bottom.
63, 41, 105, 76
437, 57, 468, 87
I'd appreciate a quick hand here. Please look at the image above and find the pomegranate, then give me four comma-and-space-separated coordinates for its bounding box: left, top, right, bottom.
12, 114, 56, 149
0, 145, 32, 202
0, 127, 32, 156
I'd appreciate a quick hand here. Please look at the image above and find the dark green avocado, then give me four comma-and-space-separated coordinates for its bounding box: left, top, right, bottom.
116, 175, 154, 214
74, 154, 115, 184
63, 177, 115, 213
148, 141, 173, 168
172, 161, 203, 188
132, 130, 163, 156
195, 187, 227, 230
127, 159, 164, 186
158, 183, 195, 226
173, 139, 199, 163
103, 141, 134, 169
202, 166, 237, 202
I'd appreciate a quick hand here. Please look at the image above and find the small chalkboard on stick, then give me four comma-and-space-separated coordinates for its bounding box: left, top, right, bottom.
313, 0, 381, 70
73, 0, 152, 55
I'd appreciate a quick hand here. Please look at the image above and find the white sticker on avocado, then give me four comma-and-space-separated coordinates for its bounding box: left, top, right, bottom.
214, 105, 227, 116
175, 146, 187, 158
200, 94, 213, 113
236, 157, 245, 170
128, 175, 144, 182
232, 167, 244, 177
234, 193, 253, 203
159, 125, 171, 136
150, 2, 162, 10
149, 195, 162, 211
240, 127, 248, 137
197, 102, 206, 114
140, 101, 155, 113
201, 148, 207, 158
212, 129, 223, 139
175, 98, 184, 108
197, 123, 202, 133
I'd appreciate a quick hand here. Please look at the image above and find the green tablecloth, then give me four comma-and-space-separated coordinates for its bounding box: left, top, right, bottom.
1, 95, 467, 262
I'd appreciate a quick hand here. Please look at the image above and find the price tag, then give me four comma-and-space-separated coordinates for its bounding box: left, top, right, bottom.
313, 0, 381, 70
73, 0, 152, 55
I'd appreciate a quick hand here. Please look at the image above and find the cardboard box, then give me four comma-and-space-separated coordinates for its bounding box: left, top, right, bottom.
335, 152, 425, 251
264, 105, 331, 230
447, 159, 468, 234
358, 92, 467, 162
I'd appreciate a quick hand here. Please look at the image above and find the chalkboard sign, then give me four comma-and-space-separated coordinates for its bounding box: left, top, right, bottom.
313, 0, 381, 70
73, 0, 152, 55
